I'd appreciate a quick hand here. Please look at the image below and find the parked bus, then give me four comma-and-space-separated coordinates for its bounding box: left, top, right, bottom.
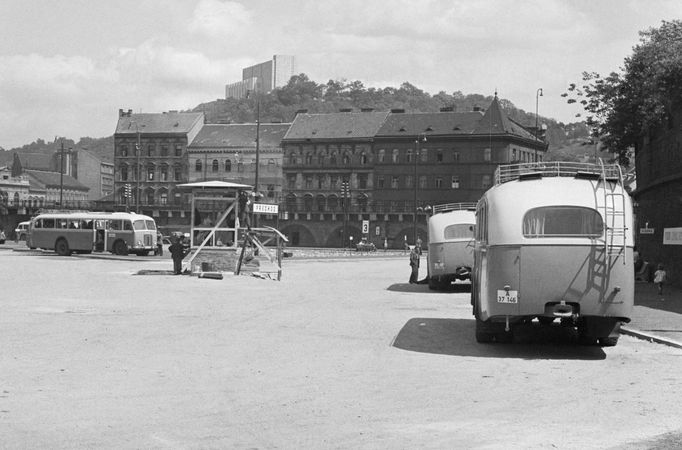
427, 203, 476, 290
472, 161, 634, 346
27, 211, 157, 256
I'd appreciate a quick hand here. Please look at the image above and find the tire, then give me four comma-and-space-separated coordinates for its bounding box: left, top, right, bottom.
113, 240, 128, 256
55, 239, 71, 256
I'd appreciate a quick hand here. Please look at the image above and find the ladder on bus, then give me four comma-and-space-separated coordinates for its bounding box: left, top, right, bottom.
599, 158, 627, 265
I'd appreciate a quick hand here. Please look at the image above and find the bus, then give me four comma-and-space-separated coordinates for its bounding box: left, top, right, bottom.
27, 211, 158, 256
472, 161, 634, 346
426, 203, 476, 290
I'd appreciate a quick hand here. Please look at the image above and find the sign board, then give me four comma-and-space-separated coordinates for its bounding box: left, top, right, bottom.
252, 203, 279, 214
663, 227, 682, 245
375, 226, 381, 236
361, 220, 369, 234
640, 228, 654, 235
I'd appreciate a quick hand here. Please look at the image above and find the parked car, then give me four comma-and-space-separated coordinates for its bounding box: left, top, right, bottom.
356, 239, 377, 252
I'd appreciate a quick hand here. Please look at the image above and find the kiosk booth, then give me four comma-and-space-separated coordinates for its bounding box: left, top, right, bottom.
177, 181, 288, 279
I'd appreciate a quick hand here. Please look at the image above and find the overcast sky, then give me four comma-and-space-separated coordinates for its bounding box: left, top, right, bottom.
1, 0, 680, 149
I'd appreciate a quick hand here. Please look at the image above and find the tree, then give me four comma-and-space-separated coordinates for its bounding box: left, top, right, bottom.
564, 20, 682, 166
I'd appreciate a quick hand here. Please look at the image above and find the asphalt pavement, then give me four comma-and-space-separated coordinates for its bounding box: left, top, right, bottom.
2, 241, 682, 348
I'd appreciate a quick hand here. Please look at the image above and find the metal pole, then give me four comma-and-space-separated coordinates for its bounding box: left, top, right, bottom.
59, 140, 64, 207
413, 136, 422, 245
535, 88, 543, 162
254, 97, 260, 228
135, 123, 141, 213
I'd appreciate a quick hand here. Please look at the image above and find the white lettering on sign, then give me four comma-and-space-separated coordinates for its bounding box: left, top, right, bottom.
252, 203, 279, 214
663, 227, 682, 245
639, 228, 654, 235
362, 220, 369, 234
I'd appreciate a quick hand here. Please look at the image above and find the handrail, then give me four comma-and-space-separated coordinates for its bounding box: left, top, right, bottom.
495, 161, 624, 185
432, 202, 477, 214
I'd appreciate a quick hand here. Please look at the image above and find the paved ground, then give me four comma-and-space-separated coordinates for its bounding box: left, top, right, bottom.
1, 243, 682, 449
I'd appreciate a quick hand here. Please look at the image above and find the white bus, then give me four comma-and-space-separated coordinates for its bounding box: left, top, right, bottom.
28, 211, 158, 256
472, 161, 634, 346
427, 203, 476, 290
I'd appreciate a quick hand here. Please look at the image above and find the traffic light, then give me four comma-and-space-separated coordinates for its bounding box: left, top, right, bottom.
341, 181, 350, 197
124, 183, 132, 198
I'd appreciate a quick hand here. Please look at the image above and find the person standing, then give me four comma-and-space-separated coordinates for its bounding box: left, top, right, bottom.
169, 235, 187, 275
409, 246, 420, 284
156, 233, 163, 256
654, 264, 667, 296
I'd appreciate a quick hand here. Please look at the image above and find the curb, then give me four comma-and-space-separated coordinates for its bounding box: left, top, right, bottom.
620, 326, 682, 349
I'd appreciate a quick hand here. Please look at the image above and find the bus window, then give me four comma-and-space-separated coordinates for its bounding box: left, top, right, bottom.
444, 224, 475, 240
82, 220, 93, 229
145, 220, 156, 230
523, 206, 604, 238
133, 220, 147, 230
124, 220, 134, 231
110, 220, 121, 231
34, 220, 42, 229
58, 219, 68, 229
43, 218, 55, 228
68, 219, 80, 229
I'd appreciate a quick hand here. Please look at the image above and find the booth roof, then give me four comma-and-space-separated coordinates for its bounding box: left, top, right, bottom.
177, 180, 253, 190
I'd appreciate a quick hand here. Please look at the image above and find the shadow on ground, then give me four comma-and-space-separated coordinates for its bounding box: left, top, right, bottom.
387, 282, 471, 294
635, 282, 682, 315
392, 317, 607, 360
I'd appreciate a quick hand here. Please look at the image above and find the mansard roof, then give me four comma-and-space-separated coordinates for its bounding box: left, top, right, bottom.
115, 112, 204, 135
376, 111, 483, 137
283, 111, 390, 141
189, 123, 291, 149
25, 169, 89, 191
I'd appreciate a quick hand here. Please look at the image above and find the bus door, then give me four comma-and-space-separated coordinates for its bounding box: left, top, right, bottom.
94, 220, 108, 252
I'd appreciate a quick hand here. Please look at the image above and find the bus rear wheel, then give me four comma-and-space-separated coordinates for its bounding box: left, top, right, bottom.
55, 239, 71, 256
113, 240, 128, 255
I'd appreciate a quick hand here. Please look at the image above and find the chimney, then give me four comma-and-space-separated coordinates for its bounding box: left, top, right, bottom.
439, 106, 454, 112
339, 108, 352, 113
390, 108, 405, 113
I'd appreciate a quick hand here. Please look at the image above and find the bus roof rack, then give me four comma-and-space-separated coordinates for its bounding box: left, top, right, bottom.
495, 161, 623, 185
432, 202, 477, 214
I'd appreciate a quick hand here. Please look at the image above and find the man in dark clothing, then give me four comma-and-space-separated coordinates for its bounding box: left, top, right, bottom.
169, 236, 187, 275
409, 246, 420, 284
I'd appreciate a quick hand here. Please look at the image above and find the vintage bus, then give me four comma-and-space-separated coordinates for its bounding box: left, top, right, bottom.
426, 203, 476, 290
472, 161, 634, 346
27, 211, 157, 256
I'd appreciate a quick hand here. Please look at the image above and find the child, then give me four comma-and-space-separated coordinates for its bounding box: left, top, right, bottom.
654, 264, 667, 296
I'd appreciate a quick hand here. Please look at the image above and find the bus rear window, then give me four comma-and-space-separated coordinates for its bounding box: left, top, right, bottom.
444, 224, 474, 240
523, 206, 603, 238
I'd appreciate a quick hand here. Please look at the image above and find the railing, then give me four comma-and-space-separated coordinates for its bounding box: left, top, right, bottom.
495, 161, 623, 185
432, 202, 477, 214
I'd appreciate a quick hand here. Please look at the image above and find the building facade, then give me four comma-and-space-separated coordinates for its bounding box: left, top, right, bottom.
632, 104, 682, 285
73, 148, 114, 200
113, 109, 204, 219
187, 123, 290, 203
277, 96, 546, 247
226, 55, 297, 99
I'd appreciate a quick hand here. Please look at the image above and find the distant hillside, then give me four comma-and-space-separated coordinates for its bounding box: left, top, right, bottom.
1, 75, 589, 164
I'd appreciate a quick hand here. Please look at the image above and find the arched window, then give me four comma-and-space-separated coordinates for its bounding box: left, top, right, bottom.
212, 159, 219, 172
286, 193, 297, 211
330, 152, 337, 165
378, 149, 385, 163
316, 195, 326, 212
147, 164, 155, 181
225, 159, 232, 172
289, 152, 297, 165
267, 159, 275, 172
420, 148, 428, 163
146, 189, 155, 205
343, 153, 351, 165
195, 159, 202, 172
305, 153, 313, 164
360, 152, 367, 164
159, 190, 168, 205
303, 194, 314, 211
119, 144, 128, 157
357, 194, 368, 212
406, 149, 413, 163
174, 164, 182, 181
119, 189, 127, 205
120, 164, 128, 181
328, 195, 339, 211
392, 149, 399, 163
160, 164, 169, 181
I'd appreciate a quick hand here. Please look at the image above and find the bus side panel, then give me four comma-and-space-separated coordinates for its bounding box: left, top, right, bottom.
429, 241, 474, 279
519, 245, 633, 320
479, 246, 521, 321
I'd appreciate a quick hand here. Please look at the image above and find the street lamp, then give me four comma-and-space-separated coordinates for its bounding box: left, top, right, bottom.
131, 121, 141, 213
414, 134, 426, 245
59, 140, 65, 207
535, 88, 543, 161
246, 89, 261, 227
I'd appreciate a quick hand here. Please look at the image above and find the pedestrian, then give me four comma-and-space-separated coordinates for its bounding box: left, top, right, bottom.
156, 233, 163, 256
169, 235, 188, 275
408, 246, 420, 284
416, 237, 423, 255
654, 263, 667, 296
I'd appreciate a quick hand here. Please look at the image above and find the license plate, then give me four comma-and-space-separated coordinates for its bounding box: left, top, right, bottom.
497, 290, 518, 304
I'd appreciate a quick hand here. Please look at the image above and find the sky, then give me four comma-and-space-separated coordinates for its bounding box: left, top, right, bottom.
1, 0, 681, 150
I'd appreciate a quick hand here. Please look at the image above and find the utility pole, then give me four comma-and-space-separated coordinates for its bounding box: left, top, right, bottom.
59, 140, 64, 207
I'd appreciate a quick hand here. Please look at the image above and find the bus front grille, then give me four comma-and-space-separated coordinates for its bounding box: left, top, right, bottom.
144, 235, 153, 247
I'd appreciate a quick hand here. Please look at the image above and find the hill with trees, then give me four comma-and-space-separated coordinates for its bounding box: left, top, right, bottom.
1, 75, 591, 165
